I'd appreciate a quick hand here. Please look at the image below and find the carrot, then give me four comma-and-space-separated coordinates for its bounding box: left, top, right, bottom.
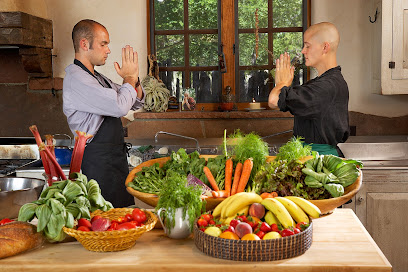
270, 191, 278, 198
224, 158, 233, 195
260, 192, 273, 199
212, 190, 229, 198
236, 158, 254, 193
230, 162, 243, 195
203, 166, 220, 191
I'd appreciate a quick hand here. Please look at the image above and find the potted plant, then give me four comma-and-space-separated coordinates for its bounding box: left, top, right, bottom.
156, 170, 203, 239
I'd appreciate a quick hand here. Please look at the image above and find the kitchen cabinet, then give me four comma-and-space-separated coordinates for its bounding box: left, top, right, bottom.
380, 0, 408, 94
0, 209, 391, 272
343, 169, 408, 272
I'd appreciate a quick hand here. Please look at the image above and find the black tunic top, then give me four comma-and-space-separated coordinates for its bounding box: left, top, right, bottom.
278, 66, 350, 147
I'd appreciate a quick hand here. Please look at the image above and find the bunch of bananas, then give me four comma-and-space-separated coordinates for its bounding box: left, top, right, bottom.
261, 196, 321, 228
213, 192, 321, 228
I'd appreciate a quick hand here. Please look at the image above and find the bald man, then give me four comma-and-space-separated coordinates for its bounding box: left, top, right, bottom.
63, 19, 145, 207
268, 22, 349, 156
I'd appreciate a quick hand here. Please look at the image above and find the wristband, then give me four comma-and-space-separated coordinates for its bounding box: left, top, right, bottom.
135, 77, 141, 88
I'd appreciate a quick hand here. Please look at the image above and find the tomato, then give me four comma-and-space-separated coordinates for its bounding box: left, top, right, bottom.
132, 208, 147, 223
125, 213, 133, 222
0, 218, 14, 225
110, 221, 119, 230
223, 225, 235, 233
260, 222, 272, 233
117, 216, 127, 223
197, 218, 208, 227
90, 215, 102, 223
236, 215, 247, 222
200, 214, 212, 222
280, 228, 295, 237
293, 227, 301, 234
229, 219, 241, 229
77, 226, 91, 231
116, 222, 137, 231
270, 223, 280, 233
255, 230, 265, 239
78, 218, 92, 228
296, 222, 309, 231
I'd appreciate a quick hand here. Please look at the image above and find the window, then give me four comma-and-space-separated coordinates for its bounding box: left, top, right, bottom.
149, 0, 309, 107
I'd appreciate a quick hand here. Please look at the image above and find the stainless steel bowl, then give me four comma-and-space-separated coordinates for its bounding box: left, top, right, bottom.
0, 177, 45, 219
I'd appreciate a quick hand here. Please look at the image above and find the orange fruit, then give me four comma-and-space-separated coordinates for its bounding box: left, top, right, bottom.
219, 231, 240, 240
241, 233, 261, 240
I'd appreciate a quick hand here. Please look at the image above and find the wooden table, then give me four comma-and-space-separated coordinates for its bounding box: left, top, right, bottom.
0, 209, 391, 272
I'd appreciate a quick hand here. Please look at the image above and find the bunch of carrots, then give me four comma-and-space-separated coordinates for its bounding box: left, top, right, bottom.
203, 157, 254, 198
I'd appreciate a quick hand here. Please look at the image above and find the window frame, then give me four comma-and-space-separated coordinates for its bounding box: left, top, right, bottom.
147, 0, 311, 110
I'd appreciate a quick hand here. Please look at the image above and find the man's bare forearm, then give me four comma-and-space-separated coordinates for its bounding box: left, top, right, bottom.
268, 82, 286, 108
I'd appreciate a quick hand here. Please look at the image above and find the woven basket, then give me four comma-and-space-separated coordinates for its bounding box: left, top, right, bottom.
63, 208, 157, 252
194, 221, 313, 261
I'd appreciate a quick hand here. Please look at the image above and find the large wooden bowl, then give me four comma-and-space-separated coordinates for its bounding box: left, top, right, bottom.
125, 156, 362, 214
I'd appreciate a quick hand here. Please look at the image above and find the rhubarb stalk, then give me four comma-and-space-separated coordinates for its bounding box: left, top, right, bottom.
29, 125, 52, 185
39, 143, 67, 181
69, 130, 93, 177
45, 134, 59, 184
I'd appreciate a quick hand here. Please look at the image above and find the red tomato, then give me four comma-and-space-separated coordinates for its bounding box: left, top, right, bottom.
280, 228, 295, 237
229, 219, 241, 229
110, 222, 119, 230
132, 208, 147, 223
117, 216, 127, 223
78, 218, 92, 229
125, 213, 133, 222
0, 218, 14, 225
197, 218, 208, 227
77, 226, 91, 232
90, 215, 102, 224
116, 222, 137, 231
236, 215, 247, 222
296, 222, 309, 231
223, 225, 235, 233
260, 222, 272, 233
200, 214, 212, 222
293, 227, 301, 234
255, 230, 265, 239
270, 223, 280, 233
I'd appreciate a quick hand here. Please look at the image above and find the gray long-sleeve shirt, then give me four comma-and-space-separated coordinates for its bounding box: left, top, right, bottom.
63, 64, 145, 139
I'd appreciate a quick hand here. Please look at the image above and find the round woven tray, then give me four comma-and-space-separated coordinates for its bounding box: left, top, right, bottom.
63, 208, 157, 252
194, 221, 313, 261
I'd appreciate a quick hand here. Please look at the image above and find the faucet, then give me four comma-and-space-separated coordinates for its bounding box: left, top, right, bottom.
261, 130, 293, 140
154, 131, 200, 151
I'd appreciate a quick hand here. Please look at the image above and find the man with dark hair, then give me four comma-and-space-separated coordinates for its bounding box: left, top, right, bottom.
268, 22, 349, 156
63, 19, 144, 207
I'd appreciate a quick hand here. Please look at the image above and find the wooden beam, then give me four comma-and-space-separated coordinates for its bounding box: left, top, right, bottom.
221, 0, 235, 93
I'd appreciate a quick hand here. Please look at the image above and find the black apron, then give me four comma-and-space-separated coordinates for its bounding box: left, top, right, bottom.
74, 59, 134, 208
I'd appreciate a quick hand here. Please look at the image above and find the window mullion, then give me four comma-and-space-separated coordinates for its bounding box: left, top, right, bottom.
184, 0, 190, 88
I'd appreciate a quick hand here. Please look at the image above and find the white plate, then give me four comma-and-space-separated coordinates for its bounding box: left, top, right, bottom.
245, 107, 266, 112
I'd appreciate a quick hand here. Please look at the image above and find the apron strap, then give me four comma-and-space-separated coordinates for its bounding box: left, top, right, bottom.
308, 143, 339, 156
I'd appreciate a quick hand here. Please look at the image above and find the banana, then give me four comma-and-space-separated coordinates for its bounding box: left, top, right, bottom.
264, 211, 280, 226
213, 196, 231, 218
225, 192, 263, 218
261, 198, 294, 229
284, 196, 321, 219
275, 197, 310, 224
220, 192, 247, 218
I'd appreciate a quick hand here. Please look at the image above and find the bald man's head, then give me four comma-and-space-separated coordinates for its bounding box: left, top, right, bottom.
72, 19, 107, 53
305, 22, 340, 52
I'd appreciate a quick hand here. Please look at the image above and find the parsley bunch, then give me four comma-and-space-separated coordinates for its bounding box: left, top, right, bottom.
155, 170, 203, 233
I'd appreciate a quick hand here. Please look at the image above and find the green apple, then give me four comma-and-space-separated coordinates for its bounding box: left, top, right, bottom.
263, 231, 282, 240
204, 226, 222, 237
